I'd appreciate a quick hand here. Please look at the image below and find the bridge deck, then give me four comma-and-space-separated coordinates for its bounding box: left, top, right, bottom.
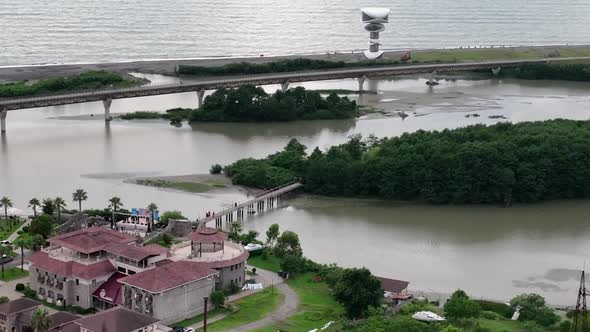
199, 182, 303, 228
1, 57, 588, 111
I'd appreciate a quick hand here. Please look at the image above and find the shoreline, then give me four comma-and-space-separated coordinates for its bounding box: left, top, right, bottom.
125, 173, 264, 196
2, 44, 590, 83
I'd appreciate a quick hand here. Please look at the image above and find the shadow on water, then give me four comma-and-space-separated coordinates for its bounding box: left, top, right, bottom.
188, 118, 357, 140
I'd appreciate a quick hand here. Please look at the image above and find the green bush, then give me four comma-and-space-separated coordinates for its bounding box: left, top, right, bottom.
15, 283, 25, 291
23, 286, 36, 298
209, 164, 223, 174
475, 300, 513, 318
480, 310, 503, 320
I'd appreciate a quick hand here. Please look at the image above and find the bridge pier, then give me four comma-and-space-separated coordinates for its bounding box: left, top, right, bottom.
358, 76, 367, 94
103, 99, 113, 122
281, 81, 290, 92
491, 67, 502, 76
0, 111, 6, 133
196, 90, 205, 108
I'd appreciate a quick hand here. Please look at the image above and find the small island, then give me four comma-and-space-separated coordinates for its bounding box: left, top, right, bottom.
120, 85, 359, 124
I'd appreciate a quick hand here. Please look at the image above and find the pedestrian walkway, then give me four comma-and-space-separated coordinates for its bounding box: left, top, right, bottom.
7, 218, 31, 243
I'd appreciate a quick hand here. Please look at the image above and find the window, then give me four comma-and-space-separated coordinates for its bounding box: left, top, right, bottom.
76, 295, 79, 302
76, 279, 79, 285
118, 267, 127, 273
92, 279, 96, 285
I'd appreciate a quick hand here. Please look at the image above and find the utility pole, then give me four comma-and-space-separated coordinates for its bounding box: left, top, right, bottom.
573, 270, 588, 332
203, 297, 209, 332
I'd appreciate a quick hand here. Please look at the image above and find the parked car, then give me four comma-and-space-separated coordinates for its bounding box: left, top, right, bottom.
0, 256, 14, 264
184, 328, 195, 332
0, 240, 10, 245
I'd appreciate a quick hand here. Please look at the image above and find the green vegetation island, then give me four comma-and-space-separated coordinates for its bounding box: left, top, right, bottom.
120, 85, 359, 124
223, 119, 590, 205
0, 71, 138, 98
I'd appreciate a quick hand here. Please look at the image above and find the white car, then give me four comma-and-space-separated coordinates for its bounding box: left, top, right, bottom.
0, 240, 10, 245
244, 243, 264, 252
184, 328, 195, 332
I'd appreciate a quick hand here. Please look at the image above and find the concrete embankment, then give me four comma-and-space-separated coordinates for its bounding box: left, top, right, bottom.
2, 44, 590, 83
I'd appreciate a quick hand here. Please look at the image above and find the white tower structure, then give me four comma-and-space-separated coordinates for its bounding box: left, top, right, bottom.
360, 8, 391, 60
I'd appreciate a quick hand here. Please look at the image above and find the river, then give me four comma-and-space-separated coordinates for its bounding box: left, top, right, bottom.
1, 76, 590, 305
2, 0, 590, 66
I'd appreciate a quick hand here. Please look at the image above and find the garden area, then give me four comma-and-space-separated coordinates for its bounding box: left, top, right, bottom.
0, 267, 29, 282
0, 219, 24, 241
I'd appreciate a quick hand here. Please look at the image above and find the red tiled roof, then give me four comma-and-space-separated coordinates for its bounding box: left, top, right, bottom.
103, 243, 168, 261
49, 227, 136, 254
27, 251, 116, 280
199, 250, 250, 269
73, 307, 160, 332
187, 227, 227, 243
119, 260, 218, 293
93, 273, 126, 305
376, 276, 410, 294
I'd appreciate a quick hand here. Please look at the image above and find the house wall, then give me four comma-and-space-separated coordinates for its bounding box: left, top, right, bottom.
217, 262, 246, 291
122, 276, 216, 324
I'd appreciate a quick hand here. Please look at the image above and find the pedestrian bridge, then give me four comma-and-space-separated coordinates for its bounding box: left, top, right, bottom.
198, 181, 304, 230
1, 56, 587, 132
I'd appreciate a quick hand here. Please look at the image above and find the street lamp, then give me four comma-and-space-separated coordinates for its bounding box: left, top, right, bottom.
1, 254, 6, 278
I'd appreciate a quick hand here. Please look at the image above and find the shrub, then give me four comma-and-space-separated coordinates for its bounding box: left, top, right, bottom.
444, 290, 481, 320
15, 283, 25, 291
23, 286, 36, 298
0, 297, 8, 304
209, 164, 223, 174
480, 310, 502, 320
475, 300, 512, 318
210, 290, 225, 307
474, 327, 492, 332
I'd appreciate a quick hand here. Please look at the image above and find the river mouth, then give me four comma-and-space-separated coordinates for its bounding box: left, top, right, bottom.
2, 75, 590, 305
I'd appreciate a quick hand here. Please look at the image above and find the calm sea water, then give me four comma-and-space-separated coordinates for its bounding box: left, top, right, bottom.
1, 0, 589, 66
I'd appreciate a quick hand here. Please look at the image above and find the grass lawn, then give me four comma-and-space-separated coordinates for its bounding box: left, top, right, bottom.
252, 272, 345, 332
200, 288, 283, 332
174, 307, 231, 328
0, 267, 29, 281
0, 220, 24, 241
247, 252, 281, 273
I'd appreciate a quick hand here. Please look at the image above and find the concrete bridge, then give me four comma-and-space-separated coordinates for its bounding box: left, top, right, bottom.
198, 181, 303, 230
0, 56, 587, 132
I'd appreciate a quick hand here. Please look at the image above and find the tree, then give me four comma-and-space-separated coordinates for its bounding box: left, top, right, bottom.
510, 293, 559, 327
266, 223, 279, 247
274, 230, 302, 258
0, 245, 13, 278
0, 196, 13, 221
443, 289, 481, 320
159, 210, 185, 226
228, 222, 243, 242
279, 255, 306, 276
53, 197, 66, 222
108, 197, 123, 229
31, 308, 51, 332
210, 290, 225, 308
30, 234, 46, 251
147, 202, 158, 231
28, 198, 41, 217
41, 199, 54, 216
239, 230, 259, 245
13, 237, 31, 271
29, 215, 54, 239
72, 189, 88, 212
333, 267, 382, 318
210, 164, 223, 174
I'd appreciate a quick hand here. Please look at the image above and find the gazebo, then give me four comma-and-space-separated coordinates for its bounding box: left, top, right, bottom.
187, 227, 228, 257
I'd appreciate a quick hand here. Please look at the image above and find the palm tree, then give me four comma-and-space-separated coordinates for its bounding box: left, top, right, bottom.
13, 237, 31, 271
28, 198, 41, 217
53, 197, 66, 222
31, 308, 51, 332
0, 244, 13, 278
108, 197, 123, 229
147, 202, 158, 232
0, 196, 12, 221
72, 189, 88, 212
41, 198, 54, 216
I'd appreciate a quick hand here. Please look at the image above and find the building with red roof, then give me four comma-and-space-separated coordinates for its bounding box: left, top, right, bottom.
27, 227, 169, 310
171, 227, 249, 292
